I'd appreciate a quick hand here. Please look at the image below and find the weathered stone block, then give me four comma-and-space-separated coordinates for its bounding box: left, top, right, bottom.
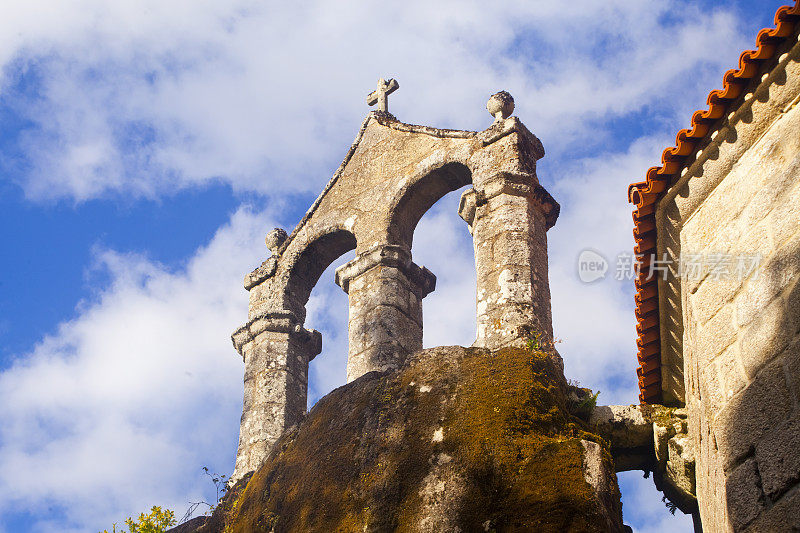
707, 220, 744, 257
718, 344, 747, 403
769, 178, 800, 247
691, 276, 741, 326
491, 230, 534, 267
666, 433, 696, 502
735, 243, 800, 328
581, 439, 623, 529
457, 188, 476, 230
744, 485, 800, 533
700, 360, 726, 415
738, 152, 800, 229
589, 405, 652, 451
695, 304, 736, 363
348, 304, 421, 356
714, 360, 792, 470
783, 335, 800, 406
739, 289, 799, 378
754, 415, 800, 500
728, 219, 772, 264
348, 272, 414, 321
725, 459, 764, 530
682, 164, 751, 253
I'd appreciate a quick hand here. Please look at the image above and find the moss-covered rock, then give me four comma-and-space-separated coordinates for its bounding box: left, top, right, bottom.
200, 345, 624, 532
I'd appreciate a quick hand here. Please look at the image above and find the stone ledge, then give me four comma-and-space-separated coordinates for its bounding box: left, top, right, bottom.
589, 405, 653, 450
372, 110, 477, 139
458, 188, 477, 229
589, 404, 696, 513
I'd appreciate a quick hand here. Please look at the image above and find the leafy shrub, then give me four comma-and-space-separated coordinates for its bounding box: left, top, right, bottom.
101, 506, 175, 533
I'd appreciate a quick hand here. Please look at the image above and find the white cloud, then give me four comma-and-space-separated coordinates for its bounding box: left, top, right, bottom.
414, 188, 478, 349
305, 259, 352, 406
0, 207, 273, 532
0, 0, 746, 202
549, 136, 674, 404
618, 471, 696, 532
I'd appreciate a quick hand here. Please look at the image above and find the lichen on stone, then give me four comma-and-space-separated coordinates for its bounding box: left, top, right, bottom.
199, 345, 623, 532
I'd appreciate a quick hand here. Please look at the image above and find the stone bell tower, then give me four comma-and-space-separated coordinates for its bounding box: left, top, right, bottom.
229, 82, 559, 483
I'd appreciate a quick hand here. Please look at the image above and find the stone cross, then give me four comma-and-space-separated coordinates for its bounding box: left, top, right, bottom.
367, 78, 399, 113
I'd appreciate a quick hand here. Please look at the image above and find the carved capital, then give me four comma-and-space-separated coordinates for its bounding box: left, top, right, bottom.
231, 309, 322, 361
334, 244, 436, 297
476, 172, 560, 230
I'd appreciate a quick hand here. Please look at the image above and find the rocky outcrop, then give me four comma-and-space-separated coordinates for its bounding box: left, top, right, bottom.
199, 345, 624, 532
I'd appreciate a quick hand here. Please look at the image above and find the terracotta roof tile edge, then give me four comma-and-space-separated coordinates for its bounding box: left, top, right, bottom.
627, 2, 800, 404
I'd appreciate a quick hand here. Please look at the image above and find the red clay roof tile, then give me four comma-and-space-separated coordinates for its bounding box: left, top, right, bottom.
627, 2, 800, 404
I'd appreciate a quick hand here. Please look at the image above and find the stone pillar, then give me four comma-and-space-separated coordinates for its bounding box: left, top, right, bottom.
335, 244, 436, 382
230, 310, 321, 483
459, 171, 559, 350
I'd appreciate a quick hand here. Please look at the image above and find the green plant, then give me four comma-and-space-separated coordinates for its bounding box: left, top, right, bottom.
178, 467, 230, 524
576, 390, 600, 413
525, 332, 541, 352
662, 495, 678, 515
101, 506, 175, 533
569, 388, 600, 420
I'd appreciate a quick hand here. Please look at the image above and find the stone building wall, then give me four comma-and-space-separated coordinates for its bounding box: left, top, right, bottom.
656, 39, 800, 532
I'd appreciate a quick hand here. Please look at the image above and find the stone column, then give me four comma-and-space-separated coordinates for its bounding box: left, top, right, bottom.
335, 244, 436, 382
230, 310, 321, 483
459, 171, 559, 350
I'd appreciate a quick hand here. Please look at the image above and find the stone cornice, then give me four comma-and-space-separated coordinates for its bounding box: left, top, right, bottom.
372, 111, 477, 139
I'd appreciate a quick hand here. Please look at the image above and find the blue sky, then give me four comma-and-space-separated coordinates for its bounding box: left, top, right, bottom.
0, 1, 790, 531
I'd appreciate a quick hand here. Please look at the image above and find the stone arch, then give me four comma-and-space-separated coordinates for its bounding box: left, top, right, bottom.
387, 162, 472, 248
231, 105, 561, 484
282, 227, 357, 321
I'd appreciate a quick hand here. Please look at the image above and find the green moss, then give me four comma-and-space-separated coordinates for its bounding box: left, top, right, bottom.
641, 404, 679, 426
423, 347, 617, 531
204, 346, 621, 532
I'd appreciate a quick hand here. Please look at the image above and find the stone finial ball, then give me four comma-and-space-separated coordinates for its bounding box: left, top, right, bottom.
487, 91, 515, 120
265, 228, 288, 252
